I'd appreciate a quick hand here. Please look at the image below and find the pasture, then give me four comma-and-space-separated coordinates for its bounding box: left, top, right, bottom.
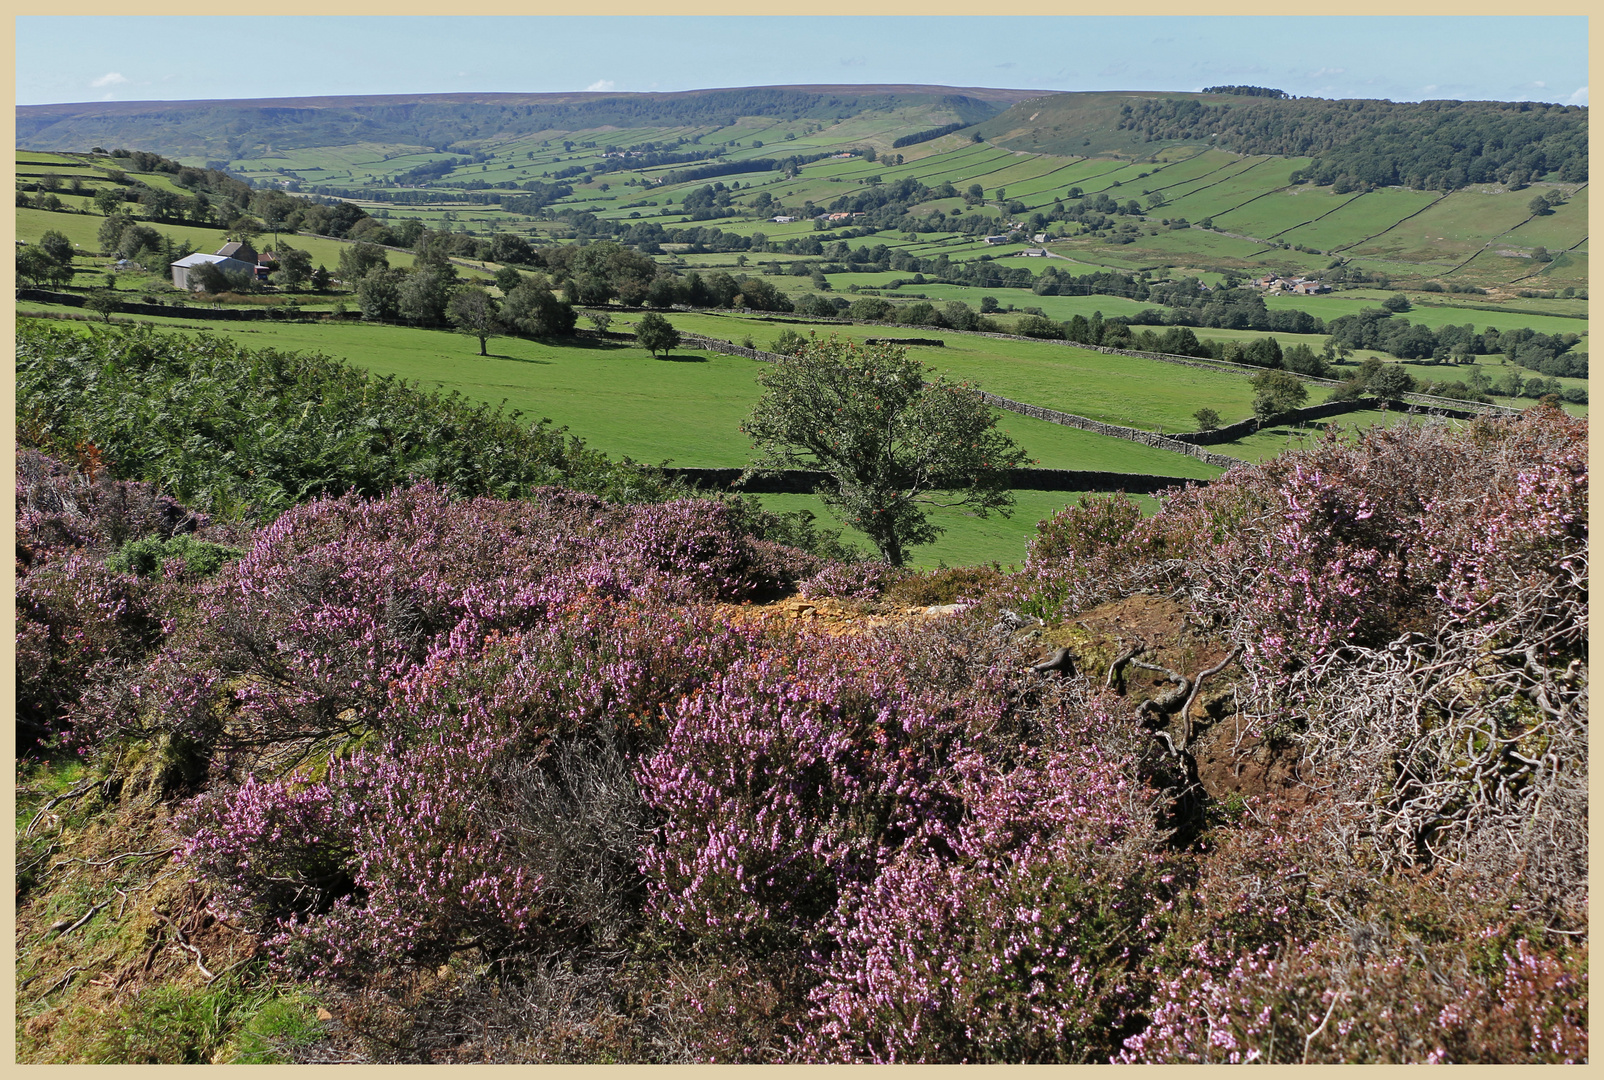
756, 488, 1166, 570
605, 308, 1263, 434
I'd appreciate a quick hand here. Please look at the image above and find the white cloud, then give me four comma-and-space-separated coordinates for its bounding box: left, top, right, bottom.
91, 71, 128, 88
1310, 67, 1345, 78
1568, 85, 1588, 105
586, 79, 615, 92
1423, 85, 1437, 93
101, 92, 116, 100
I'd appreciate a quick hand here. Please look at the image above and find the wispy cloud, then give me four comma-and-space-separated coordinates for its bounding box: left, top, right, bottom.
586, 79, 615, 92
90, 71, 127, 88
1310, 67, 1345, 78
996, 61, 1017, 70
1567, 85, 1588, 105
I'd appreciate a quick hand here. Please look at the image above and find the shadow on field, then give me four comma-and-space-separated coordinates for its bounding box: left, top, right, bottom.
658, 353, 708, 363
562, 337, 634, 355
495, 353, 553, 365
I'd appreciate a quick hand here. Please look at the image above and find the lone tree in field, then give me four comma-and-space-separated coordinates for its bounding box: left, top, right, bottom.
635, 311, 681, 359
743, 335, 1029, 566
84, 289, 121, 324
448, 285, 503, 356
1249, 369, 1309, 421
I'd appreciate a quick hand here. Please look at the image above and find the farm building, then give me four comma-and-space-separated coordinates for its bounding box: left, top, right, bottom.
172, 240, 270, 289
215, 241, 258, 264
170, 252, 256, 290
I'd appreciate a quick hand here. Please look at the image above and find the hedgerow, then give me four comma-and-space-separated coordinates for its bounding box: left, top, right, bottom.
16, 319, 673, 521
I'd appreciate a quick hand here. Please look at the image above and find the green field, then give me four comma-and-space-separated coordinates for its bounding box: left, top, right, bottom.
755, 489, 1168, 570
605, 309, 1261, 433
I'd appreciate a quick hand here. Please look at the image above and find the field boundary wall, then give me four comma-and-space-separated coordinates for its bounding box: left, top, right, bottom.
662, 467, 1203, 495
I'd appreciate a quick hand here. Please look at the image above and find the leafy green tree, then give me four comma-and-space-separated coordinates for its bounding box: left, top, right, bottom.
38, 230, 74, 267
229, 216, 264, 246
501, 281, 577, 339
1250, 369, 1308, 421
1381, 293, 1412, 313
585, 311, 613, 335
771, 328, 808, 355
1366, 363, 1418, 399
84, 289, 121, 323
447, 286, 503, 356
1193, 407, 1223, 431
337, 242, 389, 286
311, 265, 332, 292
356, 267, 406, 322
140, 188, 181, 221
98, 213, 134, 255
731, 275, 792, 312
1282, 342, 1330, 378
742, 336, 1029, 566
16, 245, 56, 287
270, 245, 313, 289
398, 268, 455, 326
494, 265, 524, 294
1243, 336, 1284, 368
93, 188, 124, 217
635, 312, 681, 358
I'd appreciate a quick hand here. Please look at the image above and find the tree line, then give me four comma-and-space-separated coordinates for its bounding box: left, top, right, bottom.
1117, 96, 1586, 191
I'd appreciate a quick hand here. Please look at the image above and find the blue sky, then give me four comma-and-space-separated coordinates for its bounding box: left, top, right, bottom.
16, 17, 1588, 108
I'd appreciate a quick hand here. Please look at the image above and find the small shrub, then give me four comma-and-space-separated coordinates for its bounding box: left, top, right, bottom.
107, 534, 242, 580
797, 560, 905, 601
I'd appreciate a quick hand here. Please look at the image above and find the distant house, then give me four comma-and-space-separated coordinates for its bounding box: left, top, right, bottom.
1032, 233, 1048, 243
215, 241, 258, 265
1019, 248, 1047, 257
770, 216, 795, 223
1292, 279, 1330, 294
982, 235, 1010, 245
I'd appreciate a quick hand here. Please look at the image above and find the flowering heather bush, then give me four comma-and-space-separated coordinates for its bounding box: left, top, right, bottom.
181, 598, 763, 978
1125, 927, 1587, 1063
637, 632, 969, 952
802, 708, 1187, 1063
1009, 493, 1179, 623
16, 552, 162, 748
15, 449, 234, 748
797, 560, 904, 601
1015, 410, 1588, 906
83, 485, 809, 749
